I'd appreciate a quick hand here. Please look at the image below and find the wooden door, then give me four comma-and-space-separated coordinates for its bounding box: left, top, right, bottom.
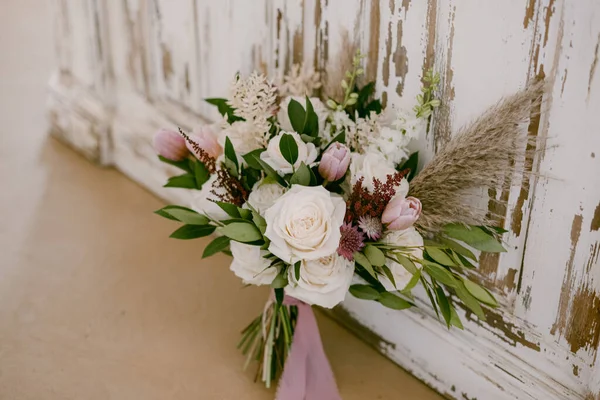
49, 1, 600, 398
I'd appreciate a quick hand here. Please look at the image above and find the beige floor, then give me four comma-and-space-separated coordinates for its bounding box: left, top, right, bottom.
0, 1, 442, 399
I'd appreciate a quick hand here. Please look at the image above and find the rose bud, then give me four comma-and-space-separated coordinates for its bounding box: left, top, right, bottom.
318, 142, 351, 182
153, 128, 188, 161
187, 125, 222, 159
381, 196, 422, 231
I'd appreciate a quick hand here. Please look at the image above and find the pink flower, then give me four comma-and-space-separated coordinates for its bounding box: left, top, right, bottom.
358, 215, 383, 240
318, 142, 351, 182
153, 128, 188, 161
187, 125, 222, 159
381, 196, 422, 231
338, 223, 365, 261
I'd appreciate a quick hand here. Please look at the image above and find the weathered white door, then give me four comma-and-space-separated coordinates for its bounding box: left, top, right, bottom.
49, 1, 600, 398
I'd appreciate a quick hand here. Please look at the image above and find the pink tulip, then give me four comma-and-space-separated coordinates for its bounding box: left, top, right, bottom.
187, 125, 222, 159
318, 142, 351, 182
381, 196, 422, 231
153, 128, 188, 161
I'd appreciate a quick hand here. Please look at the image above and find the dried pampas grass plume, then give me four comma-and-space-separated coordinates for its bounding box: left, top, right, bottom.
408, 81, 546, 234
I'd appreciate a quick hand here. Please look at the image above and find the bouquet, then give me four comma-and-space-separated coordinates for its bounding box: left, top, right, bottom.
152, 51, 543, 398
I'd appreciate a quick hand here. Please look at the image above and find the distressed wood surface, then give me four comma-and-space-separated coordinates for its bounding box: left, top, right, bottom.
48, 1, 600, 399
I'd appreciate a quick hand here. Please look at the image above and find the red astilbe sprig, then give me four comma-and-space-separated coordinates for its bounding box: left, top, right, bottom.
210, 167, 249, 207
178, 128, 217, 173
345, 170, 409, 224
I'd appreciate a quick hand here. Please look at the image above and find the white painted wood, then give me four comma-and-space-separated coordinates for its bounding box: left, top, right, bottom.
48, 1, 600, 399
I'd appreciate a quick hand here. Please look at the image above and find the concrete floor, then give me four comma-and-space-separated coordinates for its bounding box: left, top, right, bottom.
0, 1, 442, 399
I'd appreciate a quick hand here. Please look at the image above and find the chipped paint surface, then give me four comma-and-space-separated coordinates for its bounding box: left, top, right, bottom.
50, 1, 600, 399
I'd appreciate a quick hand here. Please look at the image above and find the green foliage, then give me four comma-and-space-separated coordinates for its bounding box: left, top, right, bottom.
378, 292, 412, 310
155, 205, 202, 222
224, 136, 239, 175
279, 133, 299, 166
242, 149, 266, 170
363, 245, 385, 267
218, 222, 263, 243
289, 162, 312, 186
158, 155, 193, 174
287, 99, 306, 133
159, 207, 209, 225
287, 97, 319, 136
397, 152, 419, 181
202, 236, 231, 258
414, 69, 441, 119
193, 161, 210, 189
169, 224, 216, 240
205, 98, 243, 123
216, 201, 241, 218
349, 284, 381, 300
245, 152, 288, 187
443, 224, 506, 253
164, 173, 197, 189
353, 251, 376, 278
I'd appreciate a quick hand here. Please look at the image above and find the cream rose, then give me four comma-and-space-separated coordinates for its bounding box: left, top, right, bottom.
190, 173, 229, 221
264, 185, 346, 263
349, 152, 408, 193
278, 96, 329, 134
285, 252, 354, 308
230, 241, 277, 285
381, 227, 424, 290
245, 179, 286, 215
260, 131, 318, 174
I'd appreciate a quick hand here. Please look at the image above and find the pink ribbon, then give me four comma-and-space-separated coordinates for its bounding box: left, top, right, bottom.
275, 296, 342, 400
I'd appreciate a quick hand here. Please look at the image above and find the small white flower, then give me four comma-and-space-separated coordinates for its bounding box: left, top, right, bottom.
286, 252, 355, 308
366, 126, 410, 165
190, 174, 229, 221
218, 121, 266, 156
260, 131, 318, 174
278, 96, 330, 135
264, 185, 346, 263
395, 108, 428, 140
245, 179, 286, 215
381, 227, 424, 290
230, 241, 277, 285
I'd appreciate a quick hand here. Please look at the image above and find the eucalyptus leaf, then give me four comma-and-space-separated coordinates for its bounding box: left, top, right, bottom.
170, 224, 216, 240
218, 222, 263, 243
349, 284, 381, 300
202, 236, 231, 258
378, 292, 412, 310
279, 133, 299, 166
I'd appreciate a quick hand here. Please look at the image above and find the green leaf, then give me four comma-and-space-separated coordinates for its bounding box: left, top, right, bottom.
422, 279, 440, 319
158, 155, 193, 173
193, 161, 209, 189
423, 262, 457, 287
397, 152, 419, 181
271, 273, 288, 289
462, 278, 498, 307
456, 253, 476, 269
205, 98, 243, 123
218, 222, 263, 243
154, 205, 198, 221
279, 133, 299, 166
395, 254, 417, 274
401, 268, 422, 293
439, 237, 477, 261
216, 202, 241, 218
455, 281, 486, 320
242, 149, 266, 169
224, 136, 239, 172
449, 305, 464, 329
443, 224, 506, 253
274, 287, 284, 304
349, 284, 381, 300
164, 174, 197, 189
294, 261, 301, 281
287, 99, 306, 133
202, 236, 231, 258
252, 211, 267, 235
425, 247, 456, 267
170, 224, 216, 240
435, 286, 452, 327
248, 152, 288, 187
378, 292, 412, 310
303, 96, 319, 135
354, 252, 376, 278
238, 208, 252, 220
290, 162, 311, 186
364, 245, 386, 267
381, 265, 397, 288
163, 208, 209, 225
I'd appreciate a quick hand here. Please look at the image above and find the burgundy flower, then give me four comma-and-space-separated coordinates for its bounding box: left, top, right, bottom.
338, 223, 365, 261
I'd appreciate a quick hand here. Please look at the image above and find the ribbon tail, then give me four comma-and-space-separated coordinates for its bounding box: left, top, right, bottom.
276, 302, 342, 400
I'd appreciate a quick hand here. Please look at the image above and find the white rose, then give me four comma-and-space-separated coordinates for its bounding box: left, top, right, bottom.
260, 131, 318, 174
190, 174, 229, 221
230, 241, 277, 285
285, 253, 354, 308
349, 152, 397, 192
264, 185, 346, 263
246, 179, 286, 215
278, 96, 329, 134
381, 227, 424, 290
218, 121, 265, 155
